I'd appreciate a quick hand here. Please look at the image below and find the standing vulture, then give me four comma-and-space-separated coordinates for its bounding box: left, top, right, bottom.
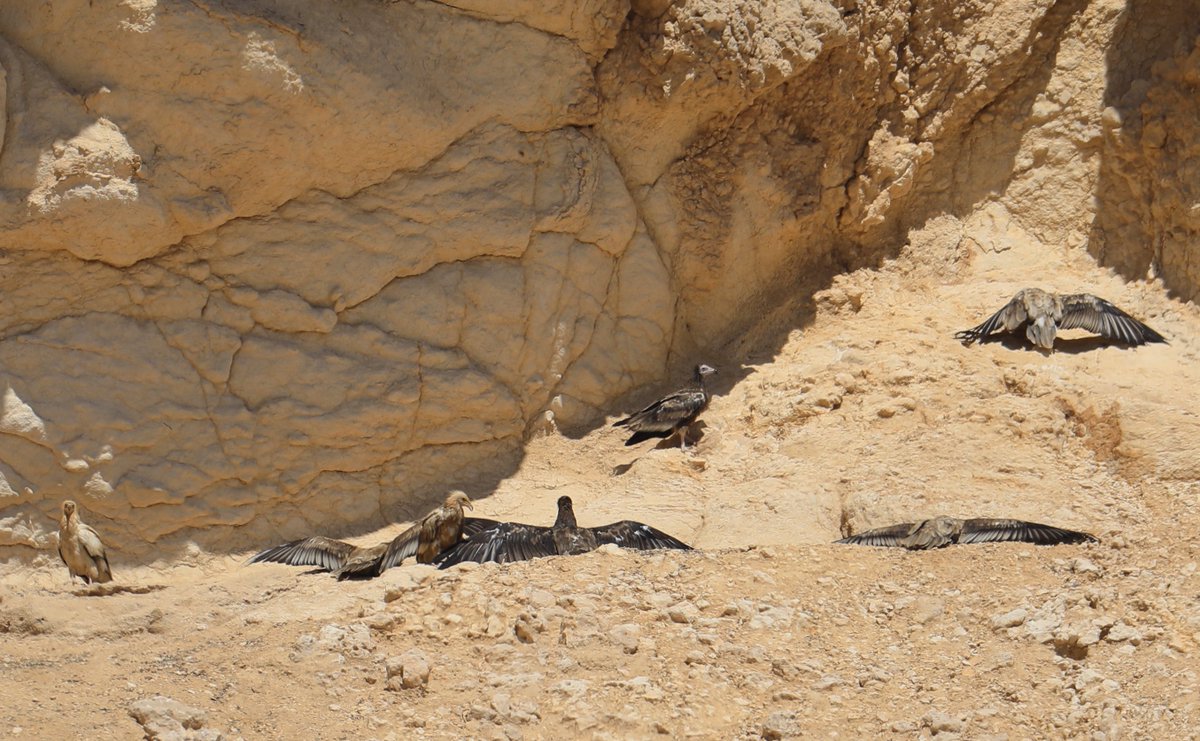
836, 516, 1098, 550
434, 495, 692, 568
613, 363, 717, 449
248, 491, 497, 580
954, 288, 1166, 350
58, 500, 113, 584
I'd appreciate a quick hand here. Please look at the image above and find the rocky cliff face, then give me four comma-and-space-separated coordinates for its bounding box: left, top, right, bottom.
0, 0, 1195, 556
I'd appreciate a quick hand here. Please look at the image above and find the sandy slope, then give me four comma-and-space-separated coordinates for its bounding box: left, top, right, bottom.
3, 233, 1200, 740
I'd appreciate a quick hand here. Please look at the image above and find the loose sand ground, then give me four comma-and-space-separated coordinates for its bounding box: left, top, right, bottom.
3, 236, 1199, 740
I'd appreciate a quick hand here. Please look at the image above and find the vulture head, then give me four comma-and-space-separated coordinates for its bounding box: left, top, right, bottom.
694, 364, 718, 381
62, 500, 77, 518
928, 517, 959, 537
445, 490, 474, 511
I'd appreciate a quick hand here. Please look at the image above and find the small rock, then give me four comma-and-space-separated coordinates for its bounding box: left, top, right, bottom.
907, 596, 944, 625
514, 616, 536, 644
608, 623, 641, 654
1106, 621, 1141, 644
811, 675, 842, 691
636, 637, 658, 656
761, 711, 802, 739
991, 608, 1028, 630
382, 567, 434, 598
551, 679, 590, 697
363, 612, 398, 631
924, 710, 964, 734
527, 589, 555, 608
1055, 622, 1102, 655
385, 649, 431, 691
128, 696, 219, 740
667, 601, 700, 624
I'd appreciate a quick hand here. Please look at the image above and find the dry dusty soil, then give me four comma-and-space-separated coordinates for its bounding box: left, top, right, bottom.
3, 236, 1200, 740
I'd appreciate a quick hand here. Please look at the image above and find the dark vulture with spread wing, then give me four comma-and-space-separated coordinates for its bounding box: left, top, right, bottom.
836, 516, 1098, 550
249, 491, 497, 580
434, 495, 692, 568
954, 288, 1166, 350
58, 500, 113, 585
613, 363, 717, 449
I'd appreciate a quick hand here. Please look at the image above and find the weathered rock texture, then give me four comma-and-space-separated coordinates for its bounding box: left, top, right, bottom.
0, 0, 1196, 555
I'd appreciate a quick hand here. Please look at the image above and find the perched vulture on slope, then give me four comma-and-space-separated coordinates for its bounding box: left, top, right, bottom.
248, 491, 496, 580
954, 288, 1166, 350
434, 495, 692, 568
836, 516, 1098, 550
613, 363, 718, 449
58, 500, 113, 585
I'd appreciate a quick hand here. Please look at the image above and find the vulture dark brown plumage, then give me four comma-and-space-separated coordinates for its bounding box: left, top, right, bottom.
954, 288, 1166, 350
434, 495, 692, 569
613, 363, 717, 449
836, 516, 1098, 550
58, 500, 113, 585
248, 491, 497, 580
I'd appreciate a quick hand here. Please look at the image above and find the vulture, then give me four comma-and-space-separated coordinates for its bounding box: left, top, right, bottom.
434, 495, 692, 569
613, 363, 718, 449
836, 516, 1098, 550
58, 500, 113, 585
954, 288, 1166, 350
248, 491, 496, 580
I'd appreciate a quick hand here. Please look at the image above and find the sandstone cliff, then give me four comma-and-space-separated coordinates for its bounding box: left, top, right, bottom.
0, 0, 1196, 556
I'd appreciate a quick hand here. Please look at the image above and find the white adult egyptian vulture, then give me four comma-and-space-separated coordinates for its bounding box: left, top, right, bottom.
58, 500, 113, 584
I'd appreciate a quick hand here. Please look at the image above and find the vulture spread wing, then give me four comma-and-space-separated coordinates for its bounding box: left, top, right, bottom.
957, 519, 1099, 545
835, 522, 922, 548
434, 522, 558, 569
591, 521, 693, 551
376, 517, 502, 572
248, 536, 358, 572
1057, 294, 1167, 345
437, 496, 694, 568
374, 522, 421, 573
954, 294, 1028, 344
838, 518, 1098, 548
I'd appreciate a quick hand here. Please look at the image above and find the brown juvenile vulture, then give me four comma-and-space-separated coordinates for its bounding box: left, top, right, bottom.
434, 495, 692, 568
954, 288, 1166, 350
613, 363, 717, 449
58, 500, 113, 584
249, 491, 497, 580
836, 516, 1098, 550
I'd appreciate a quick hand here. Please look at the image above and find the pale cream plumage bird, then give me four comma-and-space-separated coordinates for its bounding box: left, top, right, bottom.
58, 500, 113, 584
955, 288, 1166, 350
